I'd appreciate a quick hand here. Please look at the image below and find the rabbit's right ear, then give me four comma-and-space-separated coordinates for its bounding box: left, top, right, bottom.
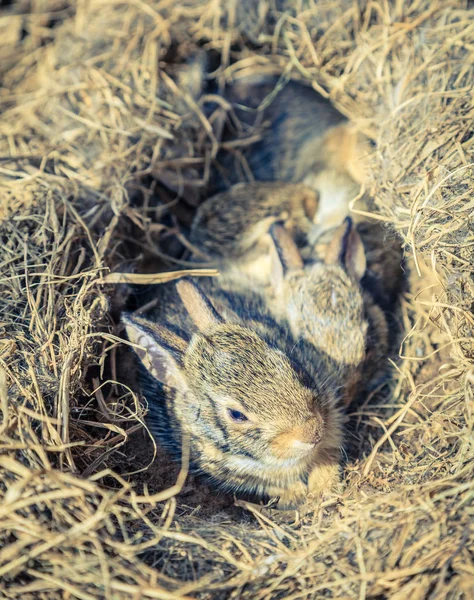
325, 217, 366, 282
122, 314, 188, 390
269, 223, 304, 290
176, 277, 224, 332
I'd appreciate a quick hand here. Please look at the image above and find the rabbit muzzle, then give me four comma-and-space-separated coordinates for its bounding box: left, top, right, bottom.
270, 415, 324, 460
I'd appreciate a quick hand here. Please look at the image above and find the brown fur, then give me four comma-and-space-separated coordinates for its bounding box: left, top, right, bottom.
204, 74, 369, 229
124, 278, 343, 508
269, 221, 373, 408
193, 216, 400, 410
190, 177, 371, 286
190, 181, 318, 262
323, 124, 370, 185
190, 181, 403, 406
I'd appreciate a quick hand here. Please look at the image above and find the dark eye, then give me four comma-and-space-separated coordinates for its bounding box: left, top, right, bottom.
227, 408, 248, 423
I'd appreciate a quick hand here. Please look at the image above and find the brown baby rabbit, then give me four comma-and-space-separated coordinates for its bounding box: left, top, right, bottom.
205, 73, 370, 229
189, 181, 319, 281
123, 277, 344, 509
154, 64, 369, 227
268, 218, 390, 407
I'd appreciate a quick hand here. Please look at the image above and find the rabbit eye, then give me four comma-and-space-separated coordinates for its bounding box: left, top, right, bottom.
228, 408, 248, 423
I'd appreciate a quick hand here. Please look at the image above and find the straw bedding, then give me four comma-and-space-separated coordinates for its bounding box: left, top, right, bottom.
1, 1, 473, 598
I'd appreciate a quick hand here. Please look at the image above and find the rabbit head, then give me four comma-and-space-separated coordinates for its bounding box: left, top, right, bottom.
123, 278, 341, 498
269, 217, 368, 370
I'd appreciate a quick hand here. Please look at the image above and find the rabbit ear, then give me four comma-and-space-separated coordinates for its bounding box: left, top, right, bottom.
122, 314, 188, 389
176, 277, 223, 332
269, 223, 304, 291
325, 217, 366, 282
269, 223, 304, 287
269, 223, 304, 292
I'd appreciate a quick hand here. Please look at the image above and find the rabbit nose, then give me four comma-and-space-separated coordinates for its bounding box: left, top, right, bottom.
294, 426, 321, 446
271, 415, 324, 458
294, 416, 323, 446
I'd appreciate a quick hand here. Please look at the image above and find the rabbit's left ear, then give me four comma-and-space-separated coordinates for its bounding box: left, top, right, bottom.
325, 217, 366, 282
269, 223, 304, 290
122, 314, 188, 390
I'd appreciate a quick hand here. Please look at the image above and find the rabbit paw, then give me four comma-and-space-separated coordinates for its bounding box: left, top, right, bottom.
306, 459, 342, 501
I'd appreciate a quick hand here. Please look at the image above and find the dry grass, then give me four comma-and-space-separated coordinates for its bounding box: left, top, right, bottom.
1, 0, 473, 598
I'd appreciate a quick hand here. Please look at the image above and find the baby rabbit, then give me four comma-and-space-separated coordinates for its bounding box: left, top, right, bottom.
153, 61, 369, 229
205, 73, 370, 230
268, 218, 390, 407
189, 181, 319, 282
123, 277, 343, 509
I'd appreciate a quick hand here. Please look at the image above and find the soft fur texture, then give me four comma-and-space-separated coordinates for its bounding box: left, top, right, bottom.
205, 75, 363, 189
125, 277, 344, 508
125, 209, 402, 507
190, 181, 318, 281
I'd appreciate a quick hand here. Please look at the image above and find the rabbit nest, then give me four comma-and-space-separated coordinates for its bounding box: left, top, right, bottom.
1, 1, 473, 599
